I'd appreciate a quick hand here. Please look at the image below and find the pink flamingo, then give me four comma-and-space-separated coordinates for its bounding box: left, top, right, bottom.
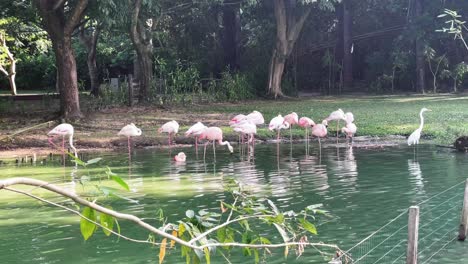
229, 114, 247, 126
198, 127, 234, 161
269, 115, 290, 142
344, 112, 354, 124
185, 122, 207, 153
233, 121, 257, 147
118, 123, 142, 154
48, 123, 77, 158
174, 152, 187, 162
246, 111, 265, 126
312, 120, 328, 150
326, 109, 346, 138
158, 120, 179, 147
283, 112, 299, 142
299, 117, 315, 154
230, 114, 247, 146
342, 123, 357, 144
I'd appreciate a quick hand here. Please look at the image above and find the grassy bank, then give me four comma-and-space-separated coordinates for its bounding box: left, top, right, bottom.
1, 94, 467, 153
189, 94, 468, 144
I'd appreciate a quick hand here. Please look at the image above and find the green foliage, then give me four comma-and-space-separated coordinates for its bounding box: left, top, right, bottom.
93, 83, 129, 108
80, 206, 97, 240
437, 9, 468, 51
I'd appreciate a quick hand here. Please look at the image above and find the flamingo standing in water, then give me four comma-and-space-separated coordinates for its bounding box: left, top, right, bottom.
158, 120, 179, 147
246, 111, 265, 126
233, 121, 257, 147
299, 117, 315, 154
283, 112, 299, 142
344, 112, 354, 124
185, 122, 207, 153
48, 123, 77, 158
269, 115, 290, 142
229, 114, 247, 126
230, 114, 247, 146
118, 123, 142, 154
312, 120, 328, 150
341, 123, 357, 144
326, 109, 345, 138
198, 127, 234, 161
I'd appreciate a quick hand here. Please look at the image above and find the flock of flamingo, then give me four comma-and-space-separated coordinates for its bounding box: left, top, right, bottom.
46, 107, 430, 162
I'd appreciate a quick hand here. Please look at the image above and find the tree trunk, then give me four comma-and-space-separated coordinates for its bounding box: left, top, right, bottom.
79, 26, 100, 97
129, 0, 153, 103
136, 47, 153, 102
342, 0, 353, 89
268, 0, 312, 98
414, 0, 425, 94
53, 38, 82, 119
34, 0, 88, 119
222, 0, 241, 71
454, 77, 458, 93
269, 51, 287, 98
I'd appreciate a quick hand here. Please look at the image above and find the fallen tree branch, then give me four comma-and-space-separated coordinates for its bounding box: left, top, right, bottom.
0, 121, 56, 142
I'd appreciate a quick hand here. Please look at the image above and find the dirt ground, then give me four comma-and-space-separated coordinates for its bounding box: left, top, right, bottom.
0, 105, 234, 158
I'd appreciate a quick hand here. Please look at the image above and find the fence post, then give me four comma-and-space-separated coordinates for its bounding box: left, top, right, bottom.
458, 179, 468, 241
128, 74, 134, 107
406, 206, 419, 264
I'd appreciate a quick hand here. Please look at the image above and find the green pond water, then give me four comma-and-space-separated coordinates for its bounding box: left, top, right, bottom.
1, 143, 468, 263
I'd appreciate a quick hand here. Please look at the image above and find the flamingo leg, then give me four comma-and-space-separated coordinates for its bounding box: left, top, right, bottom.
128, 136, 131, 154
289, 127, 292, 143
62, 136, 65, 153
277, 130, 280, 142
204, 142, 209, 161
195, 136, 199, 156
336, 121, 339, 139
213, 140, 216, 162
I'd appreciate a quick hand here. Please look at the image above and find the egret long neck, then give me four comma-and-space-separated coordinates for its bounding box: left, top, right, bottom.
418, 110, 425, 131
69, 134, 77, 158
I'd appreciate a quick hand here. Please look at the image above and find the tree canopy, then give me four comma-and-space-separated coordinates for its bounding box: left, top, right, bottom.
0, 0, 467, 116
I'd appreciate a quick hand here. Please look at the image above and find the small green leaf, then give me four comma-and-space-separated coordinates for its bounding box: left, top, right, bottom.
80, 207, 97, 240
100, 212, 114, 236
86, 157, 102, 165
254, 249, 260, 264
204, 247, 211, 264
69, 153, 86, 166
299, 218, 317, 235
110, 175, 130, 191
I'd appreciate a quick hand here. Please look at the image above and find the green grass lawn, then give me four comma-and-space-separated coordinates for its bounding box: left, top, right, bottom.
189, 95, 468, 144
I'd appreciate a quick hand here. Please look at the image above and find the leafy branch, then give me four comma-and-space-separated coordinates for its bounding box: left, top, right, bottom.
0, 156, 342, 263
437, 9, 468, 51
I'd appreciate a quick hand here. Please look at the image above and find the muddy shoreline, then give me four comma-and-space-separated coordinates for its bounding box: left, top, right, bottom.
0, 135, 408, 159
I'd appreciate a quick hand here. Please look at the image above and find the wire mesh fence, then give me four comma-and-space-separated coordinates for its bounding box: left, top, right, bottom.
333, 180, 466, 264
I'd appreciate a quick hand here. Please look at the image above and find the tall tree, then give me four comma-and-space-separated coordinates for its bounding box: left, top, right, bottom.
342, 0, 353, 89
414, 0, 426, 94
129, 0, 153, 103
222, 0, 241, 71
34, 0, 88, 119
268, 0, 337, 98
79, 22, 100, 97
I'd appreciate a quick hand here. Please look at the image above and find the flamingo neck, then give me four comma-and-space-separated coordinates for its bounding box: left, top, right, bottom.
69, 134, 77, 158
218, 140, 233, 151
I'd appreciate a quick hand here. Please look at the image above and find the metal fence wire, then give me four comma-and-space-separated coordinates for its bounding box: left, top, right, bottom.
333, 181, 466, 264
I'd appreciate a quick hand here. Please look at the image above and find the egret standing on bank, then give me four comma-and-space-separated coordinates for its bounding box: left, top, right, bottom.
407, 108, 431, 152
